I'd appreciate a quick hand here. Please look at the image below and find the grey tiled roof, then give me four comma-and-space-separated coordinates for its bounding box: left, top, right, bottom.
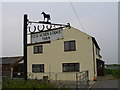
0, 56, 23, 64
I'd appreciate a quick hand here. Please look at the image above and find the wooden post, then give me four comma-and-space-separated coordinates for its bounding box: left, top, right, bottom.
76, 73, 78, 89
10, 68, 13, 79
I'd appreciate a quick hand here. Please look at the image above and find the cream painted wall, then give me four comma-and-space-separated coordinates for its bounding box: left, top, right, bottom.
27, 27, 100, 81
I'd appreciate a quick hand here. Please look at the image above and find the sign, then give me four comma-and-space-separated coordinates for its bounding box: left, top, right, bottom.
31, 29, 63, 43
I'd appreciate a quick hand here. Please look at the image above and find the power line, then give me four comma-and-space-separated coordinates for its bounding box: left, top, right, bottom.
69, 1, 86, 32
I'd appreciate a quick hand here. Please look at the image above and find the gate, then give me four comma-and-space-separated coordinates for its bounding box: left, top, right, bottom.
76, 70, 89, 88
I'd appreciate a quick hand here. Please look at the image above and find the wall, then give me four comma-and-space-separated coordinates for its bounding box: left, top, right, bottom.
27, 27, 97, 80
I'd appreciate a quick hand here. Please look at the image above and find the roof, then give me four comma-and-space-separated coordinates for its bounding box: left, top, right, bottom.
0, 56, 23, 64
96, 59, 105, 63
92, 37, 100, 50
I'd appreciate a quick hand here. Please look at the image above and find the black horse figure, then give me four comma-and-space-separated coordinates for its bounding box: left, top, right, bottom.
41, 11, 51, 22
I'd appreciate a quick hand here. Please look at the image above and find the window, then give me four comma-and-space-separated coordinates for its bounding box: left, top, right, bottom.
98, 50, 100, 55
62, 63, 79, 72
32, 64, 44, 73
96, 48, 100, 55
96, 48, 98, 55
34, 45, 43, 54
64, 40, 76, 51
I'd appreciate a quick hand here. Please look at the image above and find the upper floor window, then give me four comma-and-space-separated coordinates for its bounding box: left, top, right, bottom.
64, 40, 76, 51
96, 48, 98, 55
34, 45, 43, 54
96, 48, 100, 55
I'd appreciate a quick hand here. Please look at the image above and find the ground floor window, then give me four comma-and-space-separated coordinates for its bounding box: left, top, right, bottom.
32, 64, 44, 73
62, 63, 79, 72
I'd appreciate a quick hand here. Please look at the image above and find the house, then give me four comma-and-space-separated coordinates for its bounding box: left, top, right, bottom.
27, 27, 104, 81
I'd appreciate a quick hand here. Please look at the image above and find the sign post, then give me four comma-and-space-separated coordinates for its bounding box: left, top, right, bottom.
23, 14, 28, 80
23, 12, 70, 80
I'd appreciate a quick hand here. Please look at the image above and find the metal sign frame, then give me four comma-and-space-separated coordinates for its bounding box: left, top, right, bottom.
23, 14, 70, 80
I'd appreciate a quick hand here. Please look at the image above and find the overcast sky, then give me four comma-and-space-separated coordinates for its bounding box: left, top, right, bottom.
0, 1, 118, 64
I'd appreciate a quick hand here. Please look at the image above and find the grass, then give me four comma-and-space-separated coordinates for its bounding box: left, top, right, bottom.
2, 77, 69, 89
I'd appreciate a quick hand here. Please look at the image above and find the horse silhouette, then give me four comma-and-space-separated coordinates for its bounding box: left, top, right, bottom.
41, 11, 51, 22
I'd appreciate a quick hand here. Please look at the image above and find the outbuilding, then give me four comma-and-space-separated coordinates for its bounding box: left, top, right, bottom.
1, 56, 24, 77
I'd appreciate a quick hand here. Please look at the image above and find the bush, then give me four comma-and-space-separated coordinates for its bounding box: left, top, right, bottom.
105, 69, 120, 79
112, 70, 120, 79
105, 69, 113, 74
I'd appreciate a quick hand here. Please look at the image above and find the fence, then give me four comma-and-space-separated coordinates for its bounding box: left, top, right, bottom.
2, 70, 89, 88
2, 71, 24, 78
27, 72, 78, 88
76, 70, 89, 88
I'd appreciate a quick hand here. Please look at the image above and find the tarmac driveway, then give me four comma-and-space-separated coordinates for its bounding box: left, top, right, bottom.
91, 79, 119, 88
90, 75, 119, 89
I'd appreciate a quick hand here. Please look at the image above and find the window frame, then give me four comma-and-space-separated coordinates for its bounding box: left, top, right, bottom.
62, 63, 79, 72
32, 64, 44, 73
64, 40, 76, 52
34, 45, 43, 54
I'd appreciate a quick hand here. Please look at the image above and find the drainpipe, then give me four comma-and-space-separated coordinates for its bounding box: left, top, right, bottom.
92, 42, 97, 81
